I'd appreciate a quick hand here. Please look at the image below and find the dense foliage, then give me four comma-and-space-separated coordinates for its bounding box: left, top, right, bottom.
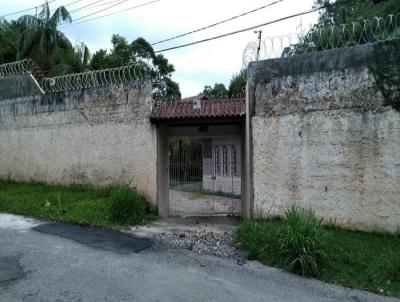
235, 215, 400, 297
91, 35, 181, 100
109, 185, 148, 225
0, 1, 181, 99
228, 70, 246, 98
285, 0, 400, 55
315, 0, 400, 24
202, 83, 229, 99
202, 70, 246, 100
0, 180, 155, 227
0, 20, 19, 63
279, 206, 326, 277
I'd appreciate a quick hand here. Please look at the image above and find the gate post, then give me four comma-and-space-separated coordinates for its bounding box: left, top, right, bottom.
157, 124, 169, 217
244, 82, 255, 218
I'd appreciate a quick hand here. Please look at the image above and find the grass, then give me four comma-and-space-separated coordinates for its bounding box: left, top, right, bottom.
0, 179, 156, 228
235, 218, 400, 297
279, 206, 326, 277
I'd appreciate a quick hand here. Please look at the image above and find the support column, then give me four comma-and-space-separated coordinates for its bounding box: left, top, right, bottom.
157, 124, 169, 218
244, 82, 255, 218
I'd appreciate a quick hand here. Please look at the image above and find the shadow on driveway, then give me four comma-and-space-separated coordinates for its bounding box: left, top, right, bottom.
33, 223, 152, 254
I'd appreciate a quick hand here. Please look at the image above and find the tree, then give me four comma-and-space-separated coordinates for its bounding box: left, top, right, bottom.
228, 70, 246, 98
0, 20, 19, 63
16, 0, 73, 72
201, 71, 246, 100
90, 35, 181, 100
47, 42, 91, 76
202, 83, 228, 99
285, 0, 400, 56
315, 0, 400, 25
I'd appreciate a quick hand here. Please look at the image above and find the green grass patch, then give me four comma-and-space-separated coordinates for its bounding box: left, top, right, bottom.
0, 179, 156, 228
235, 216, 400, 297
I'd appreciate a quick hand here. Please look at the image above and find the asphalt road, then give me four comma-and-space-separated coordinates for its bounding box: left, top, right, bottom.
0, 213, 398, 302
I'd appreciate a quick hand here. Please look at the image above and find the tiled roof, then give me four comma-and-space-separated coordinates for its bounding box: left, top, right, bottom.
150, 98, 246, 121
179, 94, 208, 102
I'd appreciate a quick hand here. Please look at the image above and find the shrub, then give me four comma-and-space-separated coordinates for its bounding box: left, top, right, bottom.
109, 185, 147, 225
234, 218, 282, 263
279, 205, 326, 277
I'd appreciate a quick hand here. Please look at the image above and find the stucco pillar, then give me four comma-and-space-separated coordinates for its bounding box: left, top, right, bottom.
244, 82, 255, 218
156, 124, 169, 217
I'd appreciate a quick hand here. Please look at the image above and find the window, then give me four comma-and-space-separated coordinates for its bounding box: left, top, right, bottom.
223, 146, 228, 176
203, 139, 212, 159
231, 145, 237, 176
214, 146, 220, 176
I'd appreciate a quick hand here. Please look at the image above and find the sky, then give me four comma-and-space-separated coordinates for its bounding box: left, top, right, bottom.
1, 0, 319, 97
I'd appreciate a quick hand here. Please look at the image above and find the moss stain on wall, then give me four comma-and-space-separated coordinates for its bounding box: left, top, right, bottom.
370, 39, 400, 111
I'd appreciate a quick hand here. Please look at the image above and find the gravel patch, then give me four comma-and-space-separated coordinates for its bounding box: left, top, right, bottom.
153, 227, 248, 264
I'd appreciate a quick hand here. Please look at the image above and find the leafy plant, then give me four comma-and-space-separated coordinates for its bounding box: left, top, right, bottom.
279, 206, 326, 277
109, 185, 147, 225
17, 1, 72, 69
234, 218, 281, 262
235, 214, 400, 296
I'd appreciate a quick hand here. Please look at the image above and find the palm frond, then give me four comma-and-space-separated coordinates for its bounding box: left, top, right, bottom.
49, 63, 73, 76
17, 26, 39, 58
55, 31, 73, 50
50, 6, 72, 28
17, 15, 41, 29
38, 1, 51, 22
75, 42, 91, 65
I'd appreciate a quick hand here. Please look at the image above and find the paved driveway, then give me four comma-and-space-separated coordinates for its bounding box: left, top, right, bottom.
169, 189, 241, 216
0, 213, 398, 302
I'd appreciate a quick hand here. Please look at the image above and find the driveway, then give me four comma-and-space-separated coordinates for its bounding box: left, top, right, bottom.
169, 189, 241, 216
0, 213, 398, 302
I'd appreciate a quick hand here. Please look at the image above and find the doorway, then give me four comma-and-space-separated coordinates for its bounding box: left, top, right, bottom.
156, 123, 245, 217
168, 136, 241, 216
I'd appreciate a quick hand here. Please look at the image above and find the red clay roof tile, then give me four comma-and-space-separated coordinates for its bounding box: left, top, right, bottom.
150, 98, 245, 121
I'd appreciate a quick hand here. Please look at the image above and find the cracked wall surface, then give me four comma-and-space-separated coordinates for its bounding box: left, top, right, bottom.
248, 41, 400, 233
0, 82, 157, 206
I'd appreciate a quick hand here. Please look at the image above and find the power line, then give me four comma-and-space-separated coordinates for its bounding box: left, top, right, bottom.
154, 7, 320, 54
69, 0, 112, 14
63, 0, 160, 27
0, 0, 57, 18
151, 0, 284, 46
62, 0, 83, 8
62, 0, 129, 24
49, 0, 84, 13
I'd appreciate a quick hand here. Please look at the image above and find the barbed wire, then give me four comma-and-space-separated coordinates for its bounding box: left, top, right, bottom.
41, 64, 151, 92
0, 59, 44, 80
243, 13, 400, 68
0, 59, 152, 93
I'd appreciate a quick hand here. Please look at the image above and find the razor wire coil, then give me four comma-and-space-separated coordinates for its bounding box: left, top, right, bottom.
243, 13, 400, 68
42, 63, 151, 93
0, 59, 151, 93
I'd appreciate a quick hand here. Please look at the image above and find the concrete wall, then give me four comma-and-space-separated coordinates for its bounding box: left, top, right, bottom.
0, 74, 43, 100
247, 41, 400, 233
0, 82, 157, 206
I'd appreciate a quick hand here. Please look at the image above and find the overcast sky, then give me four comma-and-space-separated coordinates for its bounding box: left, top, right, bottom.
1, 0, 319, 97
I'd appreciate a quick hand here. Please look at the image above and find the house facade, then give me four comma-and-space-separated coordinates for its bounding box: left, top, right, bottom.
202, 137, 241, 195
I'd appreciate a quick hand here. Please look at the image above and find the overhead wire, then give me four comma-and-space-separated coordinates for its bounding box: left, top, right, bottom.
60, 0, 83, 8
69, 0, 114, 14
61, 0, 160, 27
60, 0, 129, 25
0, 0, 57, 18
151, 0, 284, 46
153, 6, 322, 53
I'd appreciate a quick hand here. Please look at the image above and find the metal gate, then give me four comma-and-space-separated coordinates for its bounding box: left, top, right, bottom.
168, 137, 241, 216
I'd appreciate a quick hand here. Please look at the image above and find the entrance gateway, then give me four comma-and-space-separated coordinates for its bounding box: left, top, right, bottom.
151, 96, 246, 217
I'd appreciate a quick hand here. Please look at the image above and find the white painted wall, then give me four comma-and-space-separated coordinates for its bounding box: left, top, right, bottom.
0, 83, 157, 206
